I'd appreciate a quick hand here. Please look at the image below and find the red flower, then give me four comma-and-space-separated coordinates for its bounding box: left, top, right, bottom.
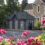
9, 44, 13, 45
21, 30, 30, 38
9, 37, 14, 41
30, 37, 35, 41
0, 29, 7, 35
41, 19, 45, 24
36, 42, 41, 45
25, 30, 30, 35
1, 30, 7, 35
27, 39, 31, 44
16, 42, 21, 45
0, 31, 2, 35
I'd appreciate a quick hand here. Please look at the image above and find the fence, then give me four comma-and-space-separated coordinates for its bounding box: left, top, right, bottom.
4, 29, 44, 32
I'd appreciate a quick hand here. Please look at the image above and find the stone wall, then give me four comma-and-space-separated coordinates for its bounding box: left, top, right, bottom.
9, 19, 34, 30
33, 0, 44, 17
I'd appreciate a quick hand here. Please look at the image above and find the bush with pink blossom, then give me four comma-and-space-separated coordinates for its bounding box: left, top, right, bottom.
41, 19, 45, 30
0, 29, 45, 45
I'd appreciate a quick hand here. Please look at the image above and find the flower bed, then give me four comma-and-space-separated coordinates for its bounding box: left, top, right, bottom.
0, 29, 45, 45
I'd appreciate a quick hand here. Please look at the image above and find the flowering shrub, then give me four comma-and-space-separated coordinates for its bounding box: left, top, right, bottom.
0, 29, 45, 45
41, 19, 45, 30
0, 29, 7, 35
34, 21, 41, 30
21, 30, 30, 38
41, 19, 45, 24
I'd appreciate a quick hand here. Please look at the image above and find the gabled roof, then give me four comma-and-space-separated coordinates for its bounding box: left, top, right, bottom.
8, 12, 35, 20
24, 4, 33, 10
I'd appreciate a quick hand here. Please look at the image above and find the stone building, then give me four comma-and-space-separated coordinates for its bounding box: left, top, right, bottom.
7, 0, 45, 30
24, 0, 45, 22
8, 12, 35, 30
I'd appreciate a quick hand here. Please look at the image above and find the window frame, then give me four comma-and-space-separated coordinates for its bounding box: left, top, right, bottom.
37, 5, 40, 13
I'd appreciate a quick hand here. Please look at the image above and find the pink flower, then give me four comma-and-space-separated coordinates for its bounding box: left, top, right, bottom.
21, 33, 27, 38
5, 38, 10, 42
27, 38, 31, 44
25, 30, 30, 35
0, 29, 7, 35
30, 37, 35, 41
41, 19, 45, 24
9, 44, 12, 45
36, 42, 41, 45
16, 42, 21, 45
0, 31, 2, 35
20, 40, 25, 45
17, 39, 19, 42
9, 37, 14, 41
0, 36, 4, 42
1, 30, 7, 35
27, 37, 35, 45
21, 30, 30, 38
17, 39, 25, 45
24, 43, 27, 45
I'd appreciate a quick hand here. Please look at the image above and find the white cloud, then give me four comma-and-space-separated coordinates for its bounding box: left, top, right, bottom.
18, 0, 22, 4
18, 0, 35, 4
28, 0, 35, 4
4, 0, 7, 4
4, 0, 35, 4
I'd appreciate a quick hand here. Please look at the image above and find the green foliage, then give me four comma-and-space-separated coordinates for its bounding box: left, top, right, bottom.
0, 5, 8, 28
39, 34, 45, 45
1, 40, 5, 45
0, 0, 22, 28
7, 0, 21, 13
6, 42, 11, 45
0, 0, 4, 4
34, 21, 41, 30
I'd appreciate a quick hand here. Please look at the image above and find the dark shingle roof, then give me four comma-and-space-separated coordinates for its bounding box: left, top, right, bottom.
8, 12, 35, 20
24, 4, 33, 10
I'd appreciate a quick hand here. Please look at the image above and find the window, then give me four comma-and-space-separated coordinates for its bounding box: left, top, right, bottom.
37, 5, 40, 13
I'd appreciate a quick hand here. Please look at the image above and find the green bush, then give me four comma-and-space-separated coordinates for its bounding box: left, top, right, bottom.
34, 21, 41, 30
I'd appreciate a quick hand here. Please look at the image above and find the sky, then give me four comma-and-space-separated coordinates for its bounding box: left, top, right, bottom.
4, 0, 7, 4
4, 0, 35, 4
18, 0, 35, 4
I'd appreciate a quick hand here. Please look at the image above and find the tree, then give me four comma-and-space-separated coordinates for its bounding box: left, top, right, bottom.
7, 0, 19, 13
0, 5, 8, 28
22, 0, 28, 11
0, 0, 4, 4
0, 0, 21, 28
